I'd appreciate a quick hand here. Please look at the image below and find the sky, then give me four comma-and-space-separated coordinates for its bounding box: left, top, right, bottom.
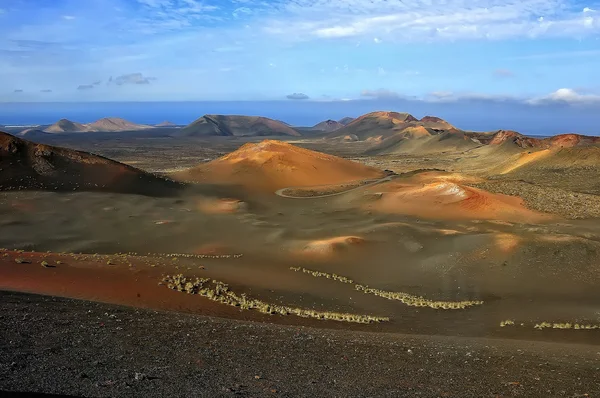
1, 0, 600, 130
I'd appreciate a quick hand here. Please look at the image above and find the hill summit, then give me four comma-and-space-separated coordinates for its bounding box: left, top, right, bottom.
177, 115, 301, 137
44, 117, 152, 133
327, 111, 456, 141
173, 139, 384, 192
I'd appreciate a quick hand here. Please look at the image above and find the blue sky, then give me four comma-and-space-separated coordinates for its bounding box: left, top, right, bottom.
1, 0, 600, 106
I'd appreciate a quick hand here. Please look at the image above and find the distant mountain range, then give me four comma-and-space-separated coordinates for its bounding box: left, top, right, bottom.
44, 117, 154, 133
8, 112, 599, 145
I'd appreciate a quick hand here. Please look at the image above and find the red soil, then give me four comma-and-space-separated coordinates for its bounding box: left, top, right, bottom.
174, 140, 385, 192
489, 130, 543, 148
365, 179, 553, 223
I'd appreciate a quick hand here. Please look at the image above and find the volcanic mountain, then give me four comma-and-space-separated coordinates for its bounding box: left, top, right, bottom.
472, 130, 600, 149
177, 115, 301, 137
44, 117, 153, 133
45, 119, 87, 133
0, 131, 181, 196
312, 119, 345, 132
327, 112, 459, 142
173, 140, 385, 192
338, 117, 355, 126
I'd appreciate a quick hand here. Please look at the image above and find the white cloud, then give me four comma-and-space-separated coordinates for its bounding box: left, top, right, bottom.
62, 15, 76, 20
377, 67, 386, 76
373, 37, 382, 43
260, 0, 600, 42
528, 88, 600, 104
426, 90, 522, 103
424, 88, 600, 105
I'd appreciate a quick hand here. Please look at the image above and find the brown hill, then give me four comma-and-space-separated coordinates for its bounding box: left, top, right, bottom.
173, 140, 384, 192
45, 119, 87, 133
366, 130, 480, 156
44, 117, 152, 133
0, 131, 181, 196
313, 119, 345, 132
547, 134, 600, 148
86, 117, 153, 132
488, 130, 543, 148
479, 131, 600, 150
496, 146, 600, 194
328, 112, 459, 141
419, 116, 457, 131
338, 117, 355, 126
178, 115, 301, 137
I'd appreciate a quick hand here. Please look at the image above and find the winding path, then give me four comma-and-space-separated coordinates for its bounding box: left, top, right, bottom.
274, 175, 395, 199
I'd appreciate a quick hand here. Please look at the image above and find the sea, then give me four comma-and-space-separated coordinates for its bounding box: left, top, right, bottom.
1, 100, 599, 136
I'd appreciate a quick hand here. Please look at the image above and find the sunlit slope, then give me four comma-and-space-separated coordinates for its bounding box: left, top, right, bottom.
173, 139, 385, 192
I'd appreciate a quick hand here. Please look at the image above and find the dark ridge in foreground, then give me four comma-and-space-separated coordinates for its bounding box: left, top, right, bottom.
0, 131, 183, 196
1, 291, 599, 398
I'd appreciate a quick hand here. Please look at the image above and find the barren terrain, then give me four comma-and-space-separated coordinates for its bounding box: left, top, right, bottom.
2, 124, 600, 396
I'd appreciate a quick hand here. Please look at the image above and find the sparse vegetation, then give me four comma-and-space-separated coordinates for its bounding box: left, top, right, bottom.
161, 274, 388, 324
498, 320, 600, 330
534, 322, 600, 330
290, 266, 484, 310
289, 266, 354, 284
355, 284, 484, 310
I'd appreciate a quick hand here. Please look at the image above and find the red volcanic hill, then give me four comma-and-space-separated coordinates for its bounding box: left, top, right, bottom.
546, 134, 600, 148
479, 130, 600, 149
0, 131, 181, 196
177, 115, 301, 137
488, 130, 543, 148
173, 139, 385, 192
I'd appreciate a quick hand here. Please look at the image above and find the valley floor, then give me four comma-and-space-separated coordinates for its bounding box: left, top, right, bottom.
2, 290, 599, 398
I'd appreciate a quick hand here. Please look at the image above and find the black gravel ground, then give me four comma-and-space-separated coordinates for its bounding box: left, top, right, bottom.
2, 290, 599, 398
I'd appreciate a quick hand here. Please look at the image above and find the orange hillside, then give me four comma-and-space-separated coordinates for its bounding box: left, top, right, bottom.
173, 140, 385, 192
363, 178, 553, 223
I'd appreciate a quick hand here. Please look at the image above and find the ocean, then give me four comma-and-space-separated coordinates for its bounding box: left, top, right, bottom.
1, 100, 599, 136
